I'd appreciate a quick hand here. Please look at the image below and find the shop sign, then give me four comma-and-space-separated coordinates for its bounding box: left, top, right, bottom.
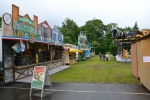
49, 42, 53, 45
13, 21, 38, 39
19, 17, 34, 25
29, 38, 36, 43
2, 13, 13, 36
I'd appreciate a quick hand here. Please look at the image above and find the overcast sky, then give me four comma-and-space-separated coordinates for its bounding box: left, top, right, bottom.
0, 0, 150, 30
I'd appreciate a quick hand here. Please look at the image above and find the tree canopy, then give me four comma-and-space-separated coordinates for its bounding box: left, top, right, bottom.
59, 18, 140, 55
60, 18, 80, 45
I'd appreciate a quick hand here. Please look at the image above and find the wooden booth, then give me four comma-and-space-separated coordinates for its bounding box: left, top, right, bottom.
131, 34, 150, 91
0, 4, 64, 84
63, 44, 82, 65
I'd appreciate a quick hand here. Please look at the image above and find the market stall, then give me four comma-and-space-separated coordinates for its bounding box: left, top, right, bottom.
63, 44, 82, 65
0, 4, 64, 84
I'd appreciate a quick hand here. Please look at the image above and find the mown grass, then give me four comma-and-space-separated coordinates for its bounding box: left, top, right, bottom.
51, 55, 140, 84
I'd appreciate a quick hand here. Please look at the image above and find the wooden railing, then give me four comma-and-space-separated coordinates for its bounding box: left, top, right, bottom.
14, 59, 63, 80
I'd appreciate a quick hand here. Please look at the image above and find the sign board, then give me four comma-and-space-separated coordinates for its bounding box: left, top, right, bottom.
2, 13, 13, 36
143, 56, 150, 62
30, 66, 52, 98
4, 69, 14, 83
31, 66, 46, 89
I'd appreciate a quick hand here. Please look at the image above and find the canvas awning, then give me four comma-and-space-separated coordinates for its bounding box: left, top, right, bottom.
69, 49, 83, 52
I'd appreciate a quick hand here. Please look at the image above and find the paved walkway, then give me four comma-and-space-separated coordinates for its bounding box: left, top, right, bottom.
16, 65, 70, 83
0, 82, 150, 100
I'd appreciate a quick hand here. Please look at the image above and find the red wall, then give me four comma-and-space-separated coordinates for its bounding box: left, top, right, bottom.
131, 43, 139, 79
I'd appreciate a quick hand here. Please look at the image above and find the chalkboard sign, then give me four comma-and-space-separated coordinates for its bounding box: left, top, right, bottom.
4, 54, 13, 68
4, 68, 14, 83
3, 40, 13, 53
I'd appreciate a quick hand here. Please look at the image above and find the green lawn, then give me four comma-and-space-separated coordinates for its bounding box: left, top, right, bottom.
51, 55, 140, 84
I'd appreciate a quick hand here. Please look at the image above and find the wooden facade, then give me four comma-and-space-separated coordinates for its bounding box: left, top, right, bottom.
0, 4, 64, 84
131, 34, 150, 91
131, 42, 139, 79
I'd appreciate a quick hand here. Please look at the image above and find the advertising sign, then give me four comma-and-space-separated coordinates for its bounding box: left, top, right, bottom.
31, 66, 46, 89
2, 13, 13, 36
30, 66, 52, 98
143, 56, 150, 62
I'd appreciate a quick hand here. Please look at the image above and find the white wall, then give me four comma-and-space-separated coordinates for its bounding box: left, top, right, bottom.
0, 28, 2, 62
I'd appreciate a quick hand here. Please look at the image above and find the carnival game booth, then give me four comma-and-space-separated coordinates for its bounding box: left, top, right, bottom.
78, 32, 91, 61
131, 33, 150, 91
115, 41, 132, 63
0, 4, 65, 84
63, 44, 82, 65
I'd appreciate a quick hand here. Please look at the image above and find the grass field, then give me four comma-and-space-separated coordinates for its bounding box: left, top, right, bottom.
51, 55, 140, 84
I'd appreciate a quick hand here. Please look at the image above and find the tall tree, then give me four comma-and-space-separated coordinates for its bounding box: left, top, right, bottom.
83, 18, 106, 44
133, 21, 139, 30
80, 19, 107, 54
60, 18, 80, 45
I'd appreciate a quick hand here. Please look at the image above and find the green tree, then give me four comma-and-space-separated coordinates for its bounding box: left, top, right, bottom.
109, 43, 117, 54
133, 21, 139, 30
83, 18, 106, 44
60, 18, 80, 45
104, 23, 118, 52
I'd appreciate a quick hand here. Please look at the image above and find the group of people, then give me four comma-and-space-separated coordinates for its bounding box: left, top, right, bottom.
99, 53, 109, 61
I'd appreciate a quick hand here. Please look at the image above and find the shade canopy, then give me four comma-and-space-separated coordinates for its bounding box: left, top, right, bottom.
69, 49, 83, 52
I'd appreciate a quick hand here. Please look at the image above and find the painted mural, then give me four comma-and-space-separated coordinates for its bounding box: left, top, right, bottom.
12, 4, 39, 41
13, 17, 37, 39
38, 21, 52, 42
52, 26, 63, 45
78, 32, 90, 50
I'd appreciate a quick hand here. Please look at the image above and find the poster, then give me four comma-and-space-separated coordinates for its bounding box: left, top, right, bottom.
31, 66, 46, 89
5, 69, 14, 83
143, 56, 150, 62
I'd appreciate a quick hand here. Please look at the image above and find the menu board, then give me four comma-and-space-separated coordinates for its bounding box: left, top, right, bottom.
4, 54, 13, 68
4, 68, 14, 83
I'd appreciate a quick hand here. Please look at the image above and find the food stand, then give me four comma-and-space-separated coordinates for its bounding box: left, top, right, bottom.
63, 43, 82, 65
0, 4, 64, 84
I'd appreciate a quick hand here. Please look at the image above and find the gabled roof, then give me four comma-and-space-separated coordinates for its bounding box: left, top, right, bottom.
23, 14, 33, 21
38, 20, 52, 30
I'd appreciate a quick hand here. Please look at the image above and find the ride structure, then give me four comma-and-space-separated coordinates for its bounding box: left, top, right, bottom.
111, 28, 150, 63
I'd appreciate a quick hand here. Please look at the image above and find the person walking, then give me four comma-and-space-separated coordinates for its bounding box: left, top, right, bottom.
99, 52, 102, 61
105, 54, 109, 61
